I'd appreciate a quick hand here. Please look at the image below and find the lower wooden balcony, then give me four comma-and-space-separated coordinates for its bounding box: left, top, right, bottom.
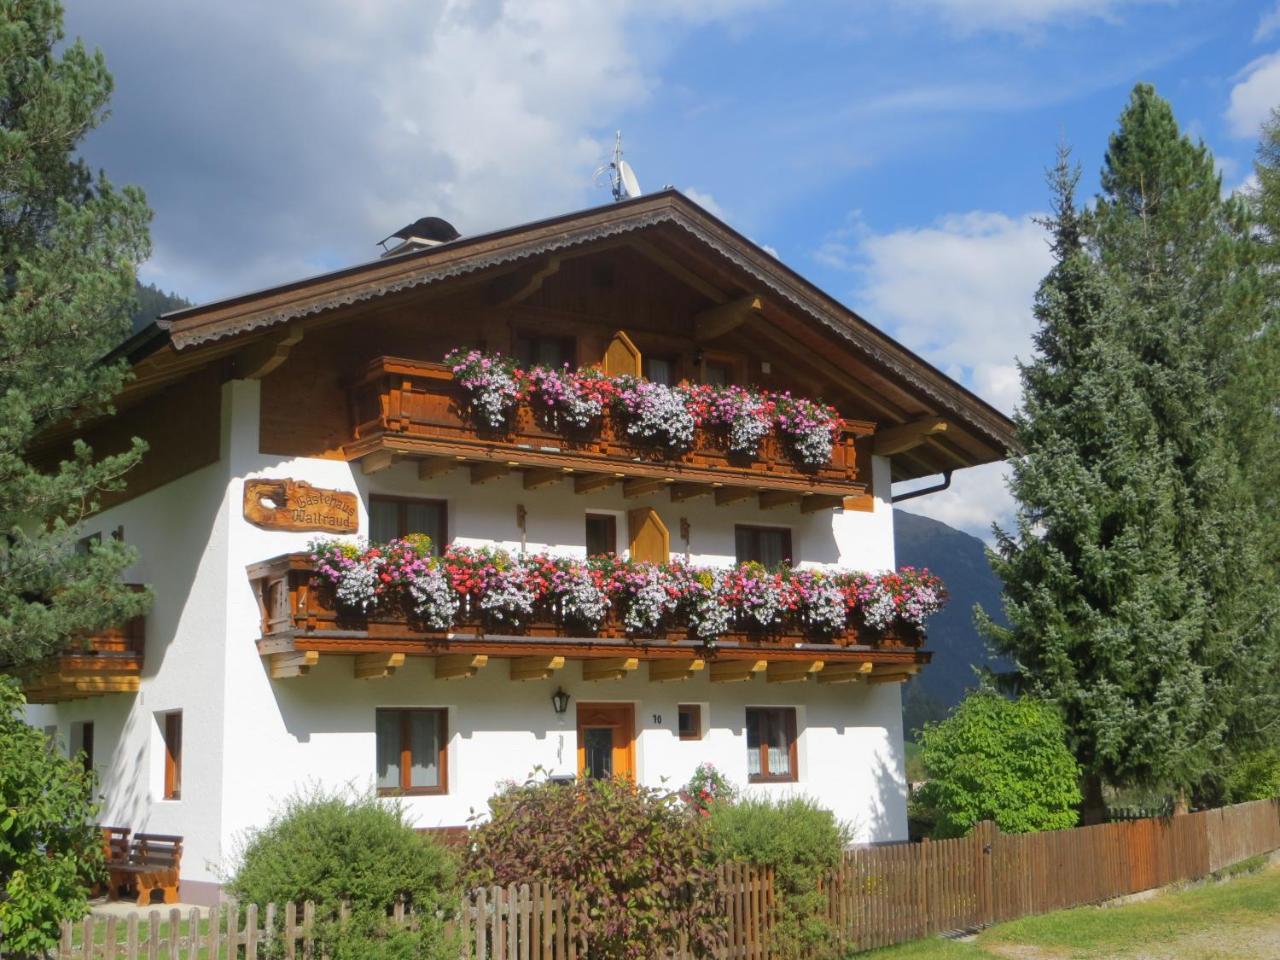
19, 610, 145, 704
250, 553, 929, 684
346, 358, 874, 510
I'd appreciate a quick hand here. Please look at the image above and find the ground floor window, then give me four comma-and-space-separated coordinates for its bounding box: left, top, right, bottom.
746, 707, 797, 783
678, 704, 702, 741
70, 721, 94, 773
162, 711, 182, 800
376, 708, 447, 795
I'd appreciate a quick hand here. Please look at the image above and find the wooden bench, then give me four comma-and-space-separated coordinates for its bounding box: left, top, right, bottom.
94, 827, 131, 897
107, 833, 182, 906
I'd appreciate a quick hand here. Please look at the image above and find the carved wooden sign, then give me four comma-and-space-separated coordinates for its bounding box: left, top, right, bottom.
243, 478, 358, 533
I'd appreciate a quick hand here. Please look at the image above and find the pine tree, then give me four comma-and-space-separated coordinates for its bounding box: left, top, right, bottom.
980, 150, 1216, 818
1092, 86, 1280, 805
0, 1, 152, 668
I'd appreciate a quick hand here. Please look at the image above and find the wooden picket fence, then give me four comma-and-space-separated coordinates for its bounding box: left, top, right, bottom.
54, 798, 1280, 960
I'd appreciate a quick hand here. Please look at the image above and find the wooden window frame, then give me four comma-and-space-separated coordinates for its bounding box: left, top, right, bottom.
678, 704, 702, 742
376, 708, 448, 797
368, 495, 448, 553
746, 707, 798, 784
514, 331, 577, 370
734, 525, 794, 567
585, 512, 618, 557
642, 353, 680, 386
162, 711, 182, 800
72, 721, 94, 773
698, 350, 745, 387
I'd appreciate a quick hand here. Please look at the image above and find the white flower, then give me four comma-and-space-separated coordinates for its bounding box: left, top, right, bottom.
407, 566, 459, 630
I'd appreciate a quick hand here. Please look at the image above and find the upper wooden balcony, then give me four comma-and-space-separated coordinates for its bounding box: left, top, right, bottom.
19, 599, 145, 704
345, 358, 874, 508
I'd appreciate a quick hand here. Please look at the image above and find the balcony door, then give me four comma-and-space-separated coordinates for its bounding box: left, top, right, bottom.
576, 703, 635, 780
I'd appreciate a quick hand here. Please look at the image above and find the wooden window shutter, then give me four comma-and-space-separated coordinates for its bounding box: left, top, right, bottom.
603, 330, 641, 377
627, 507, 670, 564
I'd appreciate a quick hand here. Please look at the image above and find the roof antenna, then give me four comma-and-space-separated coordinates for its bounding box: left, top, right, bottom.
594, 131, 642, 202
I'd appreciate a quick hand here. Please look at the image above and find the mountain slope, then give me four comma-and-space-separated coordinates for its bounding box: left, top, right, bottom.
893, 509, 1010, 733
131, 281, 191, 333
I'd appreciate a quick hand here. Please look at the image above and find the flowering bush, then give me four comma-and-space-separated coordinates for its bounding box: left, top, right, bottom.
773, 393, 842, 468
442, 351, 844, 468
682, 762, 738, 815
307, 539, 947, 641
444, 348, 523, 429
611, 376, 697, 453
525, 365, 615, 431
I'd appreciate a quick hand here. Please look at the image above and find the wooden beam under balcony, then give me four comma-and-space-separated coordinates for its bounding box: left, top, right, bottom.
510, 655, 565, 681
419, 456, 464, 480
623, 477, 672, 499
435, 653, 489, 680
574, 472, 621, 495
470, 461, 513, 485
270, 650, 319, 679
817, 661, 874, 684
582, 657, 640, 682
523, 467, 572, 490
710, 659, 767, 683
354, 653, 405, 679
695, 295, 764, 342
758, 491, 801, 511
767, 659, 825, 683
868, 664, 920, 684
873, 418, 949, 457
669, 482, 714, 503
713, 487, 756, 507
648, 658, 705, 682
361, 450, 399, 475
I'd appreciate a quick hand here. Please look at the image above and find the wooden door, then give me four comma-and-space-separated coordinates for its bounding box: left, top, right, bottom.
576, 703, 635, 780
627, 507, 669, 564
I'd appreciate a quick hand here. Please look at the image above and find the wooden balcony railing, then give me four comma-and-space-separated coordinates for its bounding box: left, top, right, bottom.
248, 553, 923, 652
345, 358, 874, 502
19, 592, 145, 704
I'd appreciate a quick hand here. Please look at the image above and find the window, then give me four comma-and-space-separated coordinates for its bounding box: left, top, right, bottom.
376, 708, 447, 795
515, 333, 575, 369
643, 355, 677, 386
369, 497, 447, 551
162, 712, 182, 800
585, 513, 617, 557
75, 531, 102, 557
703, 362, 730, 386
678, 704, 702, 742
735, 526, 793, 569
70, 721, 94, 773
746, 707, 797, 783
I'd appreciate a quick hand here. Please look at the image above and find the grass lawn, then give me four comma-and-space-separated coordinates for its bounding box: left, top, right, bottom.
862, 862, 1280, 960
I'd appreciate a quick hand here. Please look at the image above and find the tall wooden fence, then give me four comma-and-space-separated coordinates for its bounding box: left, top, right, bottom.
55, 798, 1280, 960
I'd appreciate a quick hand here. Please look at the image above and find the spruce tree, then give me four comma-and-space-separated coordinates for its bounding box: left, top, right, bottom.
0, 1, 152, 668
981, 151, 1215, 819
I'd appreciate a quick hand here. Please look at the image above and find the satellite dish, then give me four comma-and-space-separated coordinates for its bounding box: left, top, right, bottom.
617, 160, 641, 200
594, 132, 643, 202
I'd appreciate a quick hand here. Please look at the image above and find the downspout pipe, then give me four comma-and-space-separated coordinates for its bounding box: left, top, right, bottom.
890, 469, 953, 504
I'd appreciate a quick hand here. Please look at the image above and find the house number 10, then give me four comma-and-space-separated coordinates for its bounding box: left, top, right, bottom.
652, 714, 662, 725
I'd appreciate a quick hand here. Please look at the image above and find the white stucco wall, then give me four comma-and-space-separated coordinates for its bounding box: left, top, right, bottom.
31, 378, 910, 892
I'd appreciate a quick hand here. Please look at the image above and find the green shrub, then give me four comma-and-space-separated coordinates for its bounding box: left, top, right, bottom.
465, 776, 724, 960
917, 692, 1081, 838
227, 785, 457, 959
707, 795, 848, 958
0, 678, 103, 960
1222, 748, 1280, 803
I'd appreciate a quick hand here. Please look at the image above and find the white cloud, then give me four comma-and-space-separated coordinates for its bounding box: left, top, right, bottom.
1257, 3, 1280, 42
894, 462, 1015, 544
684, 188, 727, 219
894, 0, 1158, 34
837, 210, 1051, 415
66, 0, 770, 302
1226, 51, 1280, 139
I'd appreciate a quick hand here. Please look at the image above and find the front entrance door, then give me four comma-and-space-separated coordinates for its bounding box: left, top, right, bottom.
576, 703, 635, 780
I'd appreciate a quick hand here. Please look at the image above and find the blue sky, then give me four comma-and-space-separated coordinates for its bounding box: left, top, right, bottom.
66, 0, 1280, 540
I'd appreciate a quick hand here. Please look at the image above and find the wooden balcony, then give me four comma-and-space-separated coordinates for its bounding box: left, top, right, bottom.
345, 358, 874, 507
248, 553, 928, 684
19, 601, 145, 704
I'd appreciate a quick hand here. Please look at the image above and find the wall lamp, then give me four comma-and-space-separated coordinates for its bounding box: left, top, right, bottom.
551, 687, 571, 716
